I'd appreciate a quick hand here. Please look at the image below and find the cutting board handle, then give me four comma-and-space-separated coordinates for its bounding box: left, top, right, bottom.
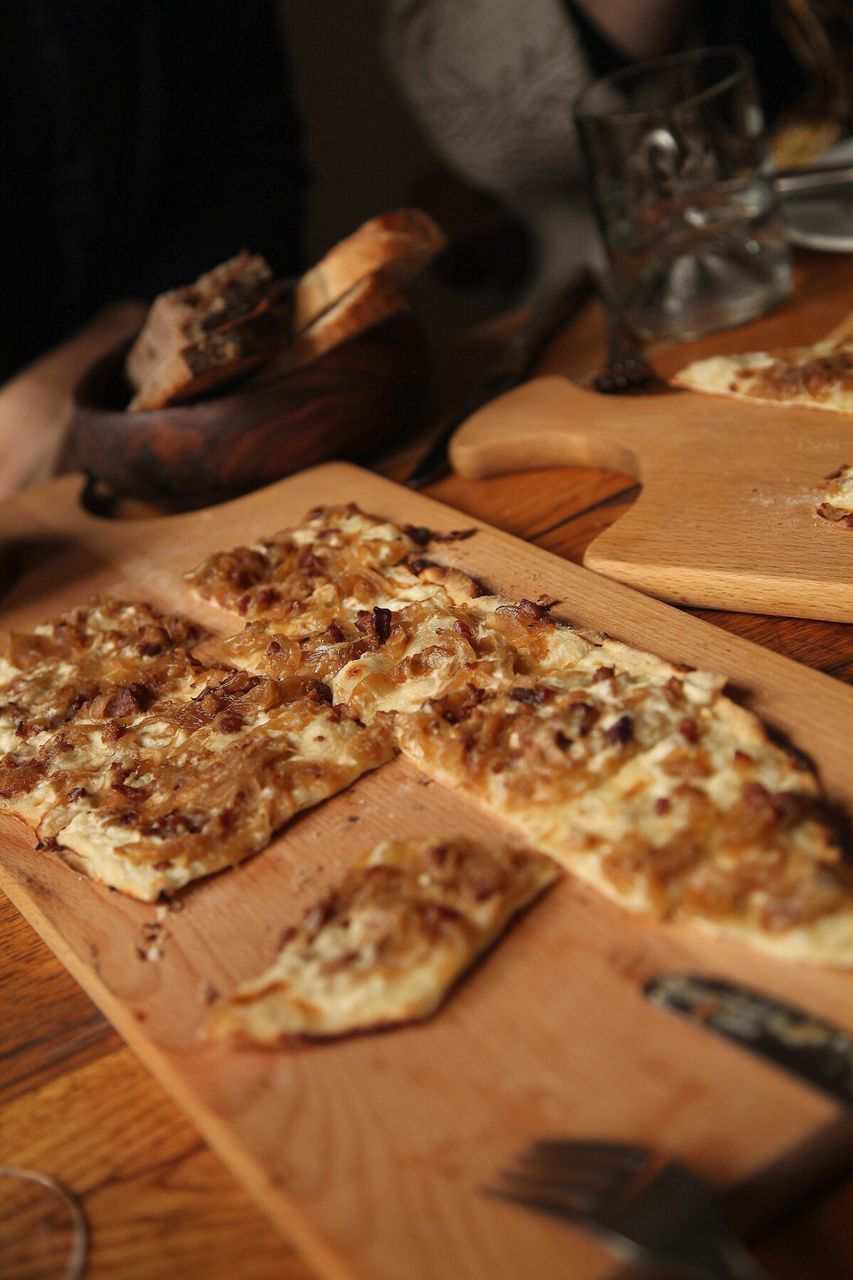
449, 376, 659, 480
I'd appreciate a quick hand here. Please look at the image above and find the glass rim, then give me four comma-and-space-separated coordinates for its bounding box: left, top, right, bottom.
574, 44, 754, 125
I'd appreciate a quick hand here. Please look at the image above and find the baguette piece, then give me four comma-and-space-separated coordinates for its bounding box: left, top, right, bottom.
248, 271, 409, 385
126, 252, 273, 389
128, 292, 291, 410
125, 252, 288, 411
291, 208, 445, 334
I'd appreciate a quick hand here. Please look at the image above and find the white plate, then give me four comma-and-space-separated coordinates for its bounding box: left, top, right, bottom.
782, 137, 853, 252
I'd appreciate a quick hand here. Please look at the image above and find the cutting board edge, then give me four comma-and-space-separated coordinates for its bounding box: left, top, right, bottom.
0, 861, 359, 1280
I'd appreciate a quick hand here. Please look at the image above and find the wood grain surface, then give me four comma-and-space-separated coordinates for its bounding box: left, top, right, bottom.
451, 359, 853, 624
3, 248, 853, 1280
2, 461, 853, 1280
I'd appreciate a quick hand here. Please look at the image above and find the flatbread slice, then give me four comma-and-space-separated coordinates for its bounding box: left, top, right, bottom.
671, 336, 853, 413
0, 598, 207, 755
207, 836, 558, 1043
816, 462, 853, 527
56, 684, 392, 901
184, 503, 481, 632
395, 609, 852, 964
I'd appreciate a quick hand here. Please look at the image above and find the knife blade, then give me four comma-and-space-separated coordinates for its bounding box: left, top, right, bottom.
404, 269, 593, 489
644, 972, 853, 1107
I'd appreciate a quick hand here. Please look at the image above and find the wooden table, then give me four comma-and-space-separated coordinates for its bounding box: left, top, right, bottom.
2, 249, 853, 1279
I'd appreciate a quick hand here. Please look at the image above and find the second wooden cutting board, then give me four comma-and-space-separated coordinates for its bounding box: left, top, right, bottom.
2, 462, 853, 1280
450, 375, 853, 622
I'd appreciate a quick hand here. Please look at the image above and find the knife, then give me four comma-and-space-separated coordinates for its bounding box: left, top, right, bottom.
404, 269, 593, 489
644, 972, 853, 1107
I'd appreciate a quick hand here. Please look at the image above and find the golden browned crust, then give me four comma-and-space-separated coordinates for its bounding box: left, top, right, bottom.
207, 836, 558, 1043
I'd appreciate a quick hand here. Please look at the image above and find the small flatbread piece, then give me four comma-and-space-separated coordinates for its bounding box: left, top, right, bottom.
207, 836, 558, 1043
671, 336, 853, 414
816, 463, 853, 528
57, 683, 392, 902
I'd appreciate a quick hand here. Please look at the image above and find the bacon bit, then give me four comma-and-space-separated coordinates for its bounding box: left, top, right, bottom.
66, 785, 87, 802
137, 625, 169, 656
219, 714, 244, 733
316, 682, 333, 704
733, 749, 753, 766
236, 593, 251, 615
355, 606, 392, 647
255, 587, 281, 610
510, 686, 551, 706
144, 811, 204, 838
593, 666, 615, 682
666, 676, 683, 696
266, 638, 283, 656
429, 843, 450, 867
554, 729, 572, 751
679, 718, 699, 743
103, 682, 151, 719
742, 781, 771, 811
603, 714, 633, 746
373, 607, 392, 645
453, 617, 474, 641
297, 547, 325, 572
654, 796, 672, 815
152, 859, 174, 870
103, 722, 128, 745
322, 622, 346, 644
407, 556, 436, 575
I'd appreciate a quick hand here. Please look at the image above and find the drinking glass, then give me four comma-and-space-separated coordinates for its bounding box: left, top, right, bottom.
574, 46, 792, 342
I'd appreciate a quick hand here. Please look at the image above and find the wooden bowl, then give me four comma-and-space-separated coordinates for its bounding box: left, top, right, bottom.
71, 312, 426, 508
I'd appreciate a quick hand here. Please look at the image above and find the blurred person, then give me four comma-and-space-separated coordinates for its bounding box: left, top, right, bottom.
0, 0, 305, 498
384, 0, 851, 297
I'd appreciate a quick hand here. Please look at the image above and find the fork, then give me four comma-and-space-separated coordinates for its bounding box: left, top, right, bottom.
488, 1140, 769, 1280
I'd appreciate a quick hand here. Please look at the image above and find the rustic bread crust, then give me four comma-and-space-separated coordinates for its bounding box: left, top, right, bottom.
291, 208, 445, 334
125, 252, 273, 392
127, 295, 291, 410
248, 272, 409, 385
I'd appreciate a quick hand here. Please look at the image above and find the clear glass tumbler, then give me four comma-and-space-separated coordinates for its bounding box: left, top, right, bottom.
574, 46, 792, 342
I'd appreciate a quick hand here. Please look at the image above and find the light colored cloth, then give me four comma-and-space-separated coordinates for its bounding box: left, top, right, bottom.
383, 0, 604, 293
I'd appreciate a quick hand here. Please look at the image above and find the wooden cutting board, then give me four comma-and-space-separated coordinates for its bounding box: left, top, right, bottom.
449, 376, 853, 622
3, 462, 853, 1280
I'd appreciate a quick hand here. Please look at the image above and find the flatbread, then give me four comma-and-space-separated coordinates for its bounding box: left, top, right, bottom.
57, 684, 392, 901
671, 336, 853, 413
207, 836, 558, 1043
816, 462, 853, 527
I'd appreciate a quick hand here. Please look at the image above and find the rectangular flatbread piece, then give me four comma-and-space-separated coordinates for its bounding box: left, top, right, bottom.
207, 836, 559, 1043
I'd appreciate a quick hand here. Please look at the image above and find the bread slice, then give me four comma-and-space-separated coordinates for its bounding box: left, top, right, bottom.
248, 271, 409, 385
291, 209, 445, 334
125, 252, 285, 411
126, 252, 273, 388
127, 291, 291, 410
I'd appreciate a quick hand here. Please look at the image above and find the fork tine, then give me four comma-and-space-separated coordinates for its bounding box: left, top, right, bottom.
532, 1146, 645, 1167
529, 1140, 649, 1167
514, 1152, 630, 1196
497, 1170, 602, 1214
486, 1180, 593, 1220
